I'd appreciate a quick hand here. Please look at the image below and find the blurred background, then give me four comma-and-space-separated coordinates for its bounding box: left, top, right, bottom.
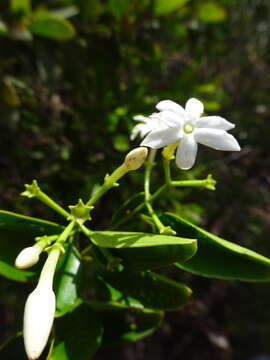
0, 0, 270, 359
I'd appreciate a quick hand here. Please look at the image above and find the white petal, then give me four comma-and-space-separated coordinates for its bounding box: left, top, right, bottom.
155, 110, 184, 127
156, 100, 185, 116
141, 127, 182, 149
185, 98, 204, 118
175, 135, 198, 170
24, 287, 55, 360
194, 128, 241, 151
196, 116, 235, 131
133, 115, 149, 122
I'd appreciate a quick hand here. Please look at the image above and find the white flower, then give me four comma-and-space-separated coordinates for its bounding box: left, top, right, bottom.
15, 247, 40, 269
141, 98, 241, 169
130, 114, 167, 141
23, 248, 60, 360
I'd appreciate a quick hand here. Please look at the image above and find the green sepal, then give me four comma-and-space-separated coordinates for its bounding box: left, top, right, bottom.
68, 199, 93, 225
21, 179, 40, 198
161, 212, 270, 282
0, 210, 63, 282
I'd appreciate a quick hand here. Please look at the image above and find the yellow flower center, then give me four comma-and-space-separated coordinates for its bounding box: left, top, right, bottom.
183, 124, 193, 134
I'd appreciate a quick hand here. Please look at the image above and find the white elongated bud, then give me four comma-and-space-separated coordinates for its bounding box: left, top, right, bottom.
124, 147, 148, 170
23, 248, 60, 360
15, 240, 47, 269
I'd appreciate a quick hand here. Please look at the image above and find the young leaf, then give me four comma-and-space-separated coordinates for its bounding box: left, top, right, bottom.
51, 305, 103, 360
29, 12, 76, 40
154, 0, 190, 16
0, 210, 62, 282
55, 245, 83, 317
99, 270, 192, 311
161, 212, 270, 282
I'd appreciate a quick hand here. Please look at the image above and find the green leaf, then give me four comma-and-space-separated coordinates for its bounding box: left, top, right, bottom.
51, 305, 103, 360
0, 210, 62, 282
154, 0, 190, 16
90, 230, 196, 248
29, 12, 76, 40
109, 0, 129, 19
196, 2, 227, 23
55, 245, 83, 317
90, 230, 197, 271
161, 212, 270, 282
99, 270, 192, 311
100, 307, 163, 344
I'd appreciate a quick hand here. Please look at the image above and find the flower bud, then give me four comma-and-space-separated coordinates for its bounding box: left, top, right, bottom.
23, 248, 60, 360
124, 147, 148, 171
23, 286, 55, 360
15, 247, 40, 269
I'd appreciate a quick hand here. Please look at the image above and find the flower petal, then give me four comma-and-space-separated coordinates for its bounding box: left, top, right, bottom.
185, 98, 204, 119
141, 127, 182, 149
194, 128, 241, 151
175, 135, 198, 170
133, 115, 149, 122
156, 100, 185, 116
155, 110, 184, 127
196, 116, 235, 131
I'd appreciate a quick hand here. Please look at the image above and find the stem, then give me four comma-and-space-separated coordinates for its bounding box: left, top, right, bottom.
57, 221, 76, 244
163, 158, 172, 185
38, 248, 61, 289
86, 164, 128, 207
36, 190, 70, 219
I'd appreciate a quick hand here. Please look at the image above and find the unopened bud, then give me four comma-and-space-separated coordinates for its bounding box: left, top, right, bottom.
15, 240, 48, 270
15, 247, 41, 269
23, 286, 55, 360
124, 147, 148, 171
23, 247, 60, 360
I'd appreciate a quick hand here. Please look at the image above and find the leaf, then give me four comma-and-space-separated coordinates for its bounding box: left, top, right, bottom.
100, 307, 163, 344
0, 210, 62, 282
99, 270, 192, 311
196, 2, 227, 23
161, 212, 270, 282
109, 0, 129, 19
51, 305, 103, 360
90, 230, 196, 248
29, 12, 76, 40
55, 245, 83, 317
154, 0, 190, 16
90, 230, 197, 271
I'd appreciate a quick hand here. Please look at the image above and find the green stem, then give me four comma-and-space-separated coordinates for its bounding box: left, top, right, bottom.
36, 190, 70, 219
57, 221, 76, 244
86, 164, 128, 207
163, 158, 172, 185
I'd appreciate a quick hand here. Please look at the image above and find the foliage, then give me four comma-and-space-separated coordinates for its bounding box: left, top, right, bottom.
1, 0, 270, 360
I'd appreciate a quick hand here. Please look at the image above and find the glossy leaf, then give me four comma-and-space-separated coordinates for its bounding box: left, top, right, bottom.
90, 230, 196, 248
90, 230, 197, 271
0, 210, 62, 282
30, 12, 76, 40
99, 270, 192, 311
161, 212, 270, 282
154, 0, 190, 16
51, 305, 103, 360
55, 245, 83, 317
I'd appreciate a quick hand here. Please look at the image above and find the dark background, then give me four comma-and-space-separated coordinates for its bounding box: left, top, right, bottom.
1, 0, 270, 359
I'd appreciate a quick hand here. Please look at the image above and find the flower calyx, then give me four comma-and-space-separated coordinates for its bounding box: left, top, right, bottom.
68, 199, 93, 225
21, 180, 40, 198
162, 143, 178, 160
160, 226, 176, 236
205, 174, 216, 191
